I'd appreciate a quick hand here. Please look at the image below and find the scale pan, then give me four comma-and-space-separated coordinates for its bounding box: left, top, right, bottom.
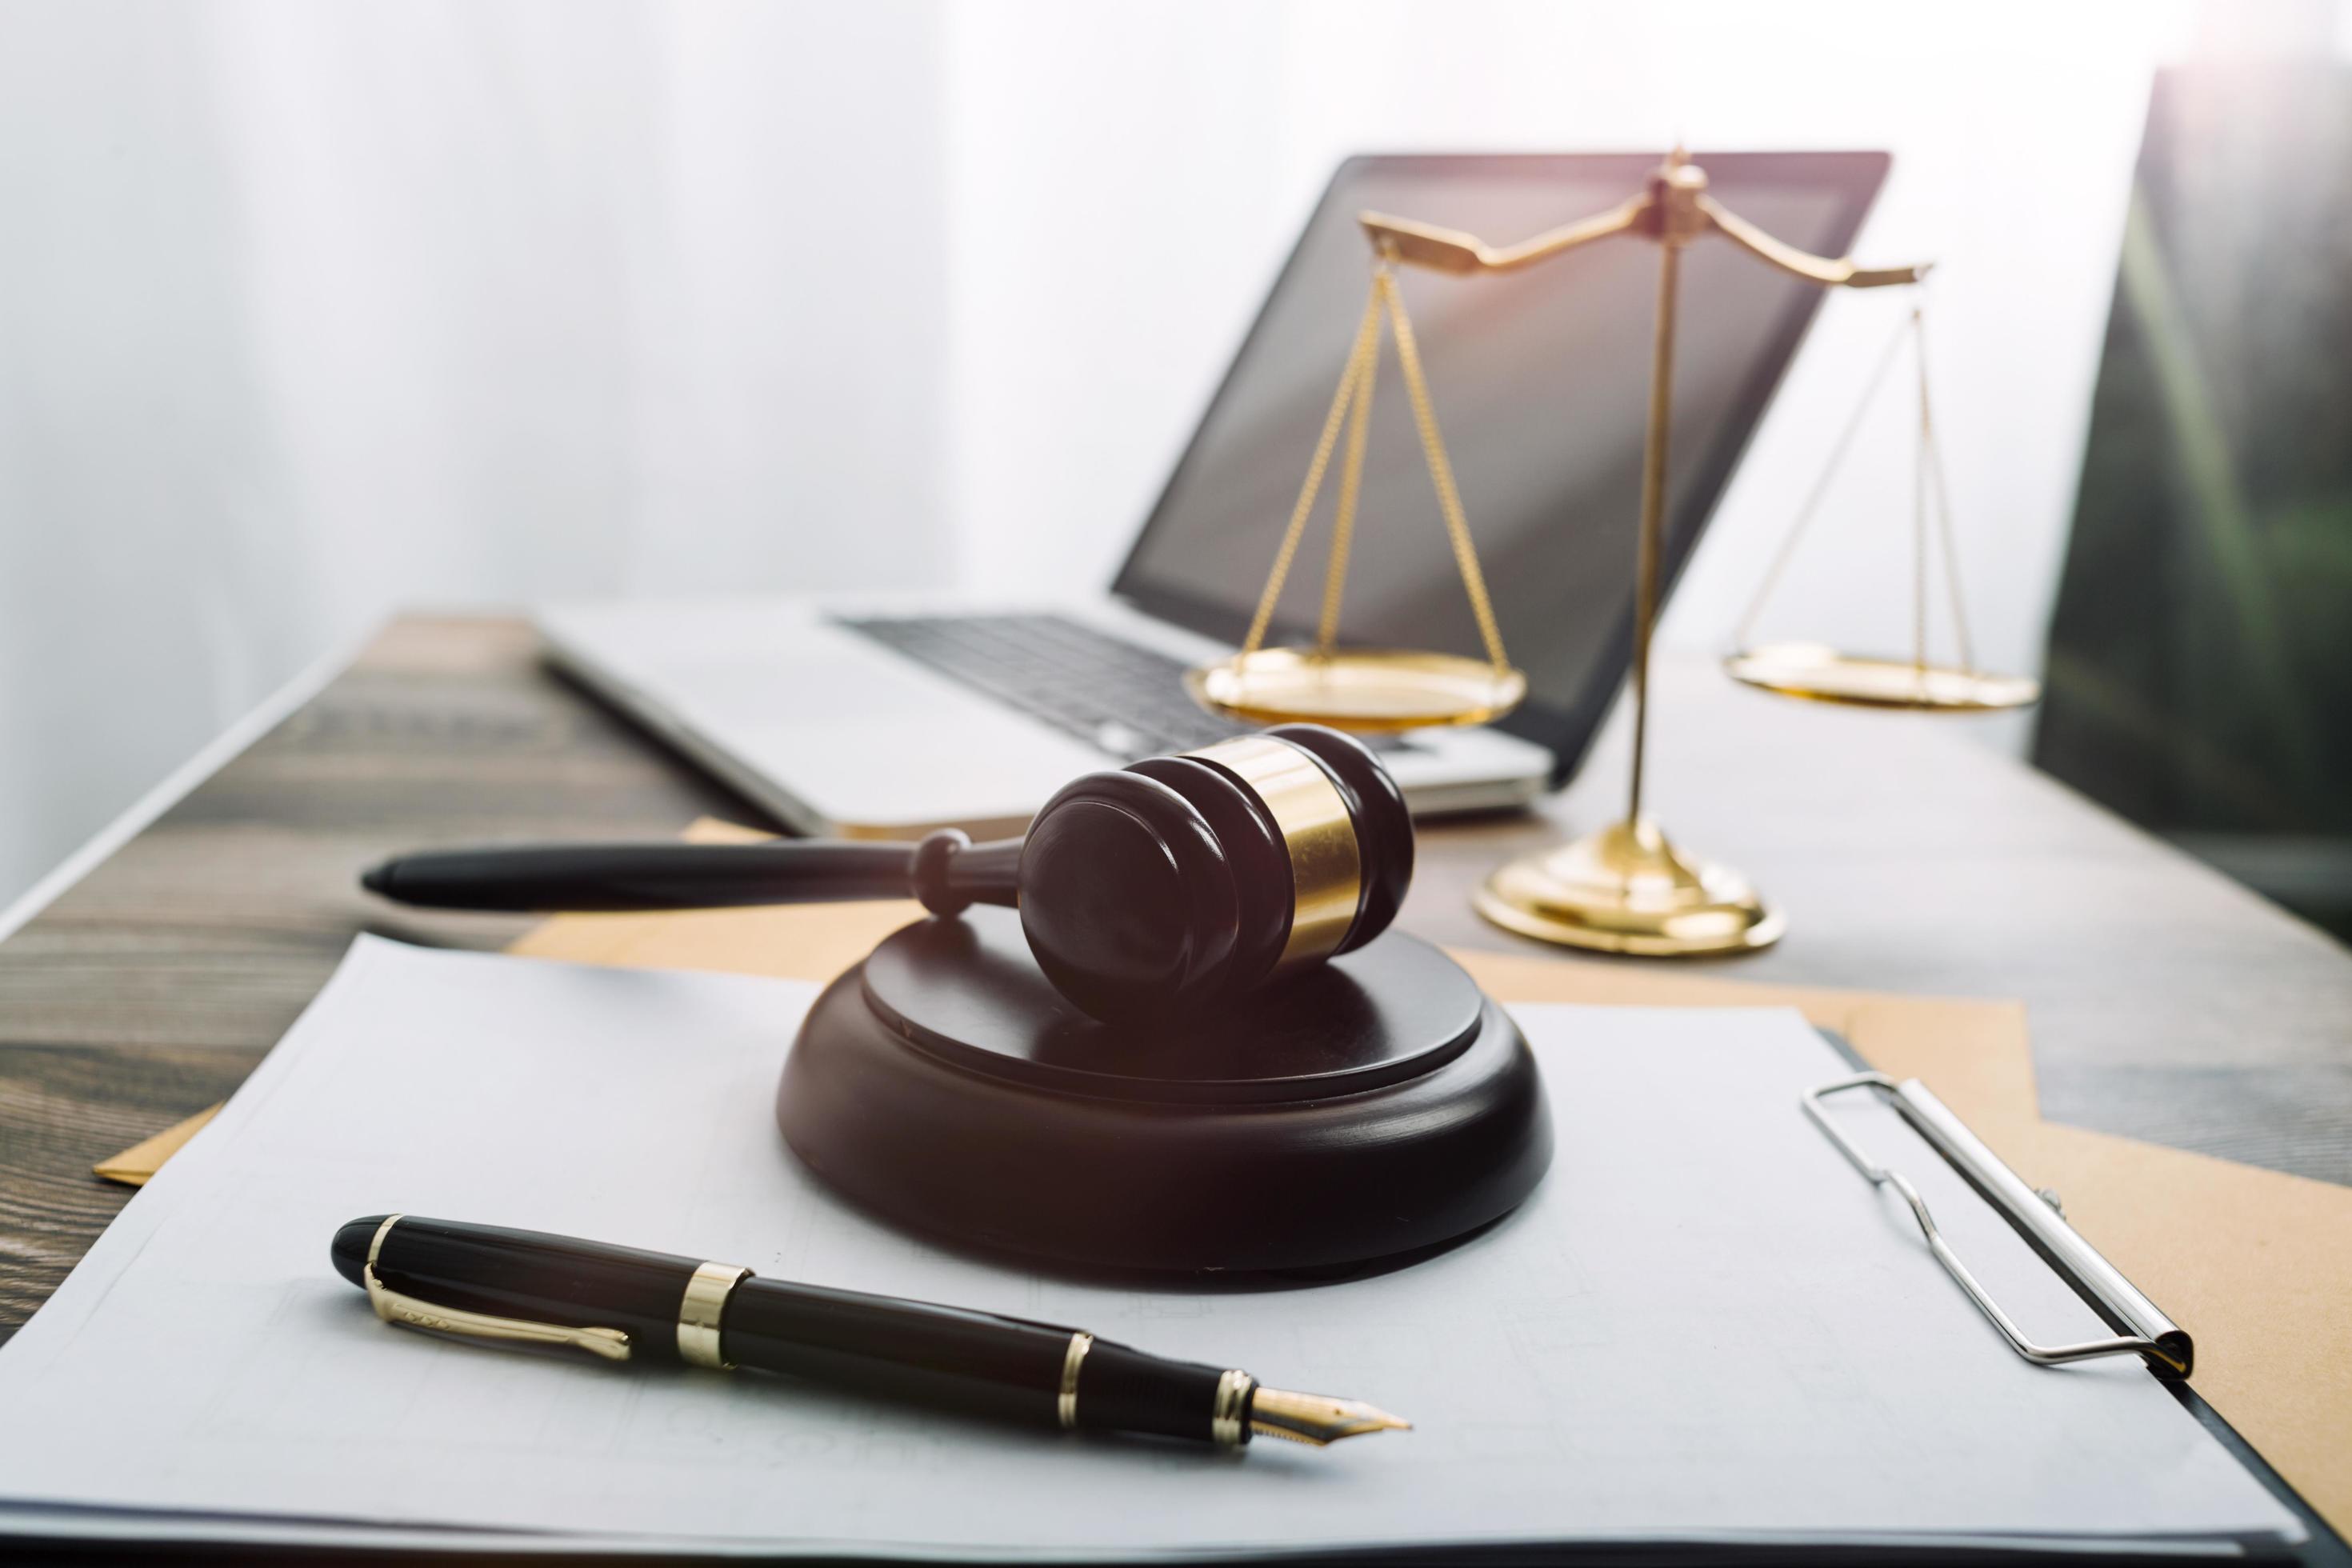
1725, 642, 2040, 712
1186, 647, 1526, 733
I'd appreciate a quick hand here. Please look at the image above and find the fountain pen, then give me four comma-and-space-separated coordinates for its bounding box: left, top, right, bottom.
332, 1214, 1410, 1450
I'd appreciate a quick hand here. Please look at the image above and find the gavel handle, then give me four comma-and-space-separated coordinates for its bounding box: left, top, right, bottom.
359, 831, 1022, 915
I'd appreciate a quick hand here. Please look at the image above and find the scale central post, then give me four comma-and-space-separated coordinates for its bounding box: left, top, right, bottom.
1626, 155, 1702, 831
1361, 149, 1922, 955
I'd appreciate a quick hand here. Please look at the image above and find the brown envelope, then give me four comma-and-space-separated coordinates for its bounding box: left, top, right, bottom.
89, 1105, 221, 1186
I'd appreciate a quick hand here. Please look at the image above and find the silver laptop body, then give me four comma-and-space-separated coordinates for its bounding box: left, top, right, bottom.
540, 591, 1548, 839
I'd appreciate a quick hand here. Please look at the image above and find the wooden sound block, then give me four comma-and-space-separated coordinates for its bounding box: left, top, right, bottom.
777, 906, 1552, 1275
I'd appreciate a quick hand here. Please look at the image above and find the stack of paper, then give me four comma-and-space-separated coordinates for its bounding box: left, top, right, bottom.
0, 938, 2304, 1558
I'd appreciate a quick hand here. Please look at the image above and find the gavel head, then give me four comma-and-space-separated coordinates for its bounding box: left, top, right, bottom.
1014, 724, 1413, 1024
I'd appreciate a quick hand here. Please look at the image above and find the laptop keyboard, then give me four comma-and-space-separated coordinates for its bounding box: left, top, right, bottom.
835, 612, 1410, 762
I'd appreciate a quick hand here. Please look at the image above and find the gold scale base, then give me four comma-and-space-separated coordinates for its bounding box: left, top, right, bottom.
1474, 818, 1785, 958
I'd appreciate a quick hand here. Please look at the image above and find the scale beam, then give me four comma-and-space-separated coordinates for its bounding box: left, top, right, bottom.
1699, 195, 1925, 289
1356, 194, 1648, 275
1359, 154, 1926, 290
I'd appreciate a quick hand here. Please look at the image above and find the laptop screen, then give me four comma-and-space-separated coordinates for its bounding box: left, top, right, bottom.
1112, 152, 1889, 779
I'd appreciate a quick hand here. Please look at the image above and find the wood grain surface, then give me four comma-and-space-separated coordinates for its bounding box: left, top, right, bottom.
0, 618, 743, 1338
2, 614, 2348, 1345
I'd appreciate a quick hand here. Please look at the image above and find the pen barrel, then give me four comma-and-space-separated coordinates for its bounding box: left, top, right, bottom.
1060, 1338, 1240, 1444
722, 1280, 1070, 1427
722, 1279, 1238, 1442
336, 1215, 705, 1359
333, 1217, 1247, 1443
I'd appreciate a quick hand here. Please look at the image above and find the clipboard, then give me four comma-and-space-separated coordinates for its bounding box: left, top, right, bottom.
1798, 1028, 2346, 1566
36, 930, 2314, 1561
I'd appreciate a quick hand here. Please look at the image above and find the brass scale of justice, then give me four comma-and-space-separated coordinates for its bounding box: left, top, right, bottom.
1186, 149, 2040, 957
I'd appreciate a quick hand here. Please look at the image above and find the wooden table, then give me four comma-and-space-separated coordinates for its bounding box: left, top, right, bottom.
5, 614, 2349, 1344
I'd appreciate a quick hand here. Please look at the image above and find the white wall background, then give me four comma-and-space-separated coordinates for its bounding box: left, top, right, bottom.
0, 0, 2304, 909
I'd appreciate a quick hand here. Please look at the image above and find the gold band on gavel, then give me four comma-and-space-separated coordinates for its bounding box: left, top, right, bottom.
1186, 737, 1362, 969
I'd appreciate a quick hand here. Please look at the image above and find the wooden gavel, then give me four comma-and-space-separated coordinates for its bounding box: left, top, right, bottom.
361, 725, 1414, 1024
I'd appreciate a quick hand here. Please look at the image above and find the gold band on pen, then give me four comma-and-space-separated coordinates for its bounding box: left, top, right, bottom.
677, 1261, 750, 1369
1057, 1331, 1093, 1430
1211, 1369, 1256, 1448
1187, 737, 1362, 968
367, 1212, 403, 1272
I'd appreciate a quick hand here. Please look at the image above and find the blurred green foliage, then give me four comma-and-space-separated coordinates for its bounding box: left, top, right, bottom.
2037, 65, 2352, 938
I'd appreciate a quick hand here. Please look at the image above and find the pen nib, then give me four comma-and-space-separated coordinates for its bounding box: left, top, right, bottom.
1247, 1386, 1414, 1447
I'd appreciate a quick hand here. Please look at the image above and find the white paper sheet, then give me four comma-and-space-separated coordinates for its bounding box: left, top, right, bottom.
0, 937, 2303, 1557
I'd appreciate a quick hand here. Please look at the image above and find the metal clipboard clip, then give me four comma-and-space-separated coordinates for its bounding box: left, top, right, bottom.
1803, 1073, 2193, 1379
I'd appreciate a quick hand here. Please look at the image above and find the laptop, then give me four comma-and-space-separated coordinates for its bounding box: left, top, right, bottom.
542, 151, 1891, 839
